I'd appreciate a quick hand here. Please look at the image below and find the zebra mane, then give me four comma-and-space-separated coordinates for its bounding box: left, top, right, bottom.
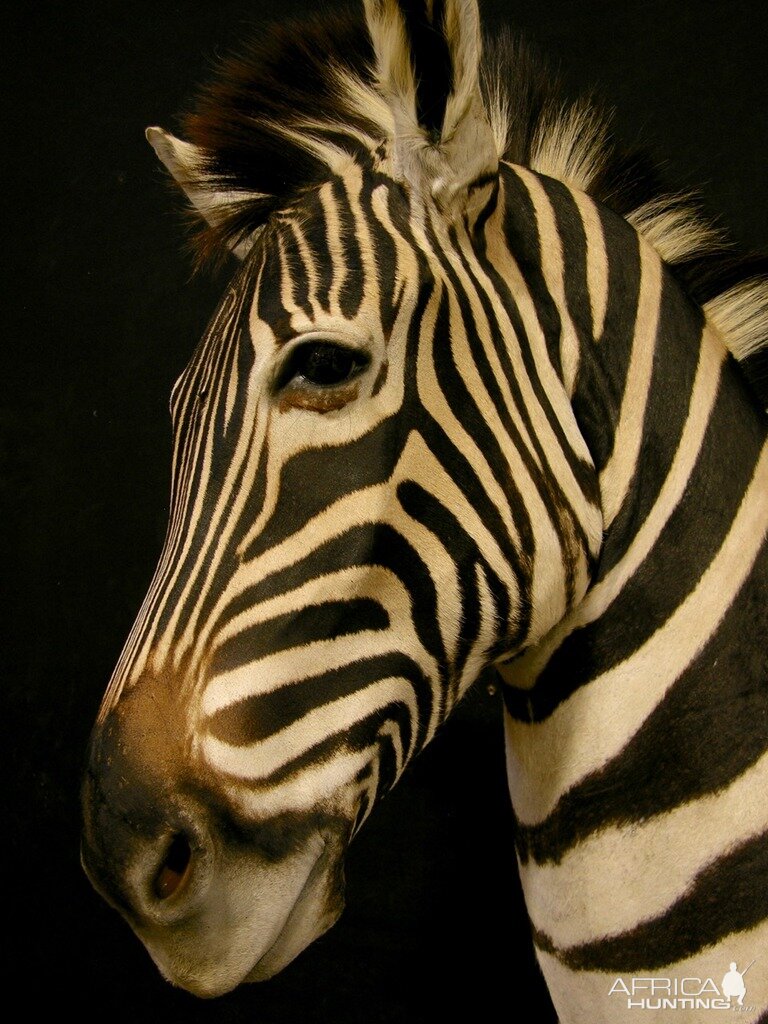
177, 7, 768, 406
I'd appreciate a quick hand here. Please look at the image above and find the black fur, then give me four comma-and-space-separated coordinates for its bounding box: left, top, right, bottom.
399, 0, 453, 140
182, 10, 377, 261
534, 829, 768, 972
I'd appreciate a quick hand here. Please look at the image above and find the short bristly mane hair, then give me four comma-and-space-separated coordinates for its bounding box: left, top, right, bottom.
174, 6, 768, 408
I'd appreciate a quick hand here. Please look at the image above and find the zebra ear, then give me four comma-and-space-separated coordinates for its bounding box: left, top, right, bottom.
145, 127, 254, 259
364, 0, 498, 221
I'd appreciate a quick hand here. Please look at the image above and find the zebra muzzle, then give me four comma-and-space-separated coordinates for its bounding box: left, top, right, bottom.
81, 716, 349, 996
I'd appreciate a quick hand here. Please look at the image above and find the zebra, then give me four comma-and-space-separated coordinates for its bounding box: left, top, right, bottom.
80, 0, 768, 1019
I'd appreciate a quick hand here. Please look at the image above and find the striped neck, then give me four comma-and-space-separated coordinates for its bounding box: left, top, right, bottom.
495, 166, 768, 1020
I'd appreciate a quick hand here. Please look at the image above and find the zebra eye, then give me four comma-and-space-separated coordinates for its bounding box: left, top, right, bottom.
278, 341, 369, 390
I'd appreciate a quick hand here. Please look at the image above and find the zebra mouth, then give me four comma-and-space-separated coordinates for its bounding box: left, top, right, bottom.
133, 827, 343, 999
244, 835, 343, 983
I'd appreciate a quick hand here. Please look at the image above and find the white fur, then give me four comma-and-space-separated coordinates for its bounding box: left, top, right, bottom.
705, 278, 768, 362
531, 100, 610, 195
145, 126, 260, 259
626, 196, 725, 264
363, 0, 498, 220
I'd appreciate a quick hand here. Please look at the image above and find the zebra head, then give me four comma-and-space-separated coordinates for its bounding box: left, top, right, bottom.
82, 0, 602, 997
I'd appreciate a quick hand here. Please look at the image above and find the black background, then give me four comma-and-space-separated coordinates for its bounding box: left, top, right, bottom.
4, 2, 767, 1021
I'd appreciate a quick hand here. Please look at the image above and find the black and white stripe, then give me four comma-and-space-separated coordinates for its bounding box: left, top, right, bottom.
86, 0, 768, 1014
100, 154, 603, 826
496, 166, 768, 1021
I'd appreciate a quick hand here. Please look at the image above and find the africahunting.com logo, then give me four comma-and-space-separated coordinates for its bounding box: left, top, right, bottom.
609, 961, 756, 1012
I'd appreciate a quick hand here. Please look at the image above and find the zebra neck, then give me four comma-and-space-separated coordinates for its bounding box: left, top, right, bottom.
494, 178, 768, 1020
498, 182, 768, 822
502, 303, 768, 818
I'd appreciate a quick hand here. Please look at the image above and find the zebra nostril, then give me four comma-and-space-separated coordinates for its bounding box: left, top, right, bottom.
154, 833, 193, 901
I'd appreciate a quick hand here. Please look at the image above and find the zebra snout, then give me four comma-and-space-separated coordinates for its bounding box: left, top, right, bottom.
81, 772, 214, 928
80, 705, 213, 925
82, 694, 352, 995
82, 774, 203, 911
81, 739, 349, 996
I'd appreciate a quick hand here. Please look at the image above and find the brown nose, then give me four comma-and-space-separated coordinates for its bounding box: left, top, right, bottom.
81, 702, 209, 923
